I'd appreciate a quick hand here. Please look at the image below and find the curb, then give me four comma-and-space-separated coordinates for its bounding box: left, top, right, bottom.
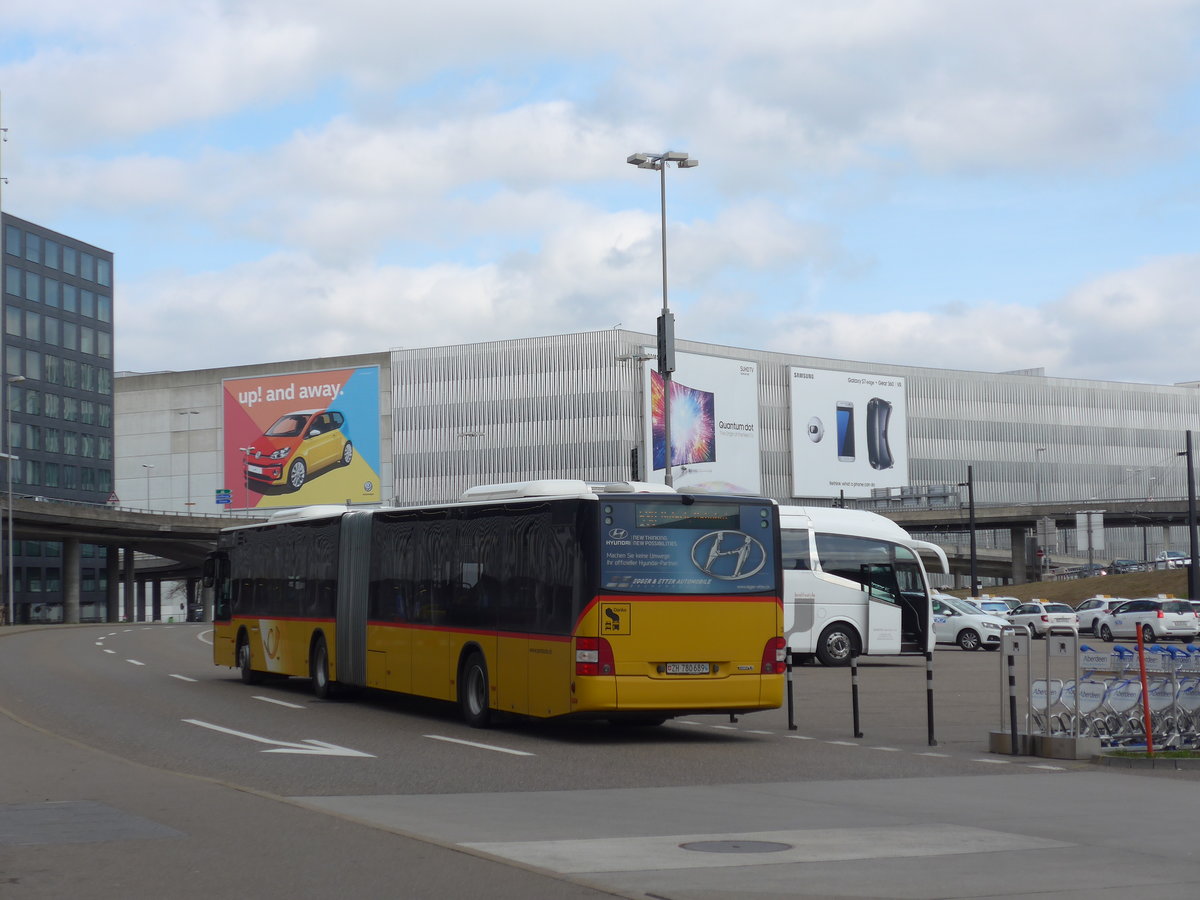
1092, 754, 1200, 770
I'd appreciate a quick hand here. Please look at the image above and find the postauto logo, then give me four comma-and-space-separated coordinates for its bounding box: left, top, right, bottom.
690, 530, 767, 581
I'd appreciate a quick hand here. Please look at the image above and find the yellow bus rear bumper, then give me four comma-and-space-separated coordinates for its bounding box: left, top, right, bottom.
573, 673, 782, 715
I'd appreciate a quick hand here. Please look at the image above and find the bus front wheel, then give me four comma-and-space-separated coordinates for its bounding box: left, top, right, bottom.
310, 635, 334, 699
238, 634, 263, 685
459, 651, 491, 728
815, 624, 857, 667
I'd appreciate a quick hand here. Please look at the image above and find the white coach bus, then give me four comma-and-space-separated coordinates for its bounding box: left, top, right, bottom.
780, 506, 949, 666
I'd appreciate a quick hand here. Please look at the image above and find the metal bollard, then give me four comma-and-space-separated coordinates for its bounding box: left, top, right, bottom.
851, 650, 863, 738
786, 649, 797, 731
926, 651, 937, 747
1007, 644, 1019, 756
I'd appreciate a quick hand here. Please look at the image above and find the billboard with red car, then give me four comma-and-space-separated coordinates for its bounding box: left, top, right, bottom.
222, 367, 381, 509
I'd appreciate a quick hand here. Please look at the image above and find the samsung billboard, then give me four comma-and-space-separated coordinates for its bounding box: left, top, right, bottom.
641, 351, 762, 494
788, 366, 910, 499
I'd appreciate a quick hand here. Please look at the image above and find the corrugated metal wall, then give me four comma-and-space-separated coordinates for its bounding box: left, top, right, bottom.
390, 331, 1200, 550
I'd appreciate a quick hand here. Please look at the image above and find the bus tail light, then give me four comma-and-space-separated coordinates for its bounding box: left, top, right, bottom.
761, 637, 786, 674
576, 637, 614, 676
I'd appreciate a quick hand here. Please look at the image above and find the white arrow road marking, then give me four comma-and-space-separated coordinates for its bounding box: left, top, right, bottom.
182, 719, 375, 757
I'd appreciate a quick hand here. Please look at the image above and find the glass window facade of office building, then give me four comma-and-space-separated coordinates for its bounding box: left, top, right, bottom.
2, 214, 115, 623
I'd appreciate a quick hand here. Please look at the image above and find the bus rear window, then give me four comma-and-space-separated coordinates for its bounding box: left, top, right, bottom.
600, 499, 777, 595
634, 502, 741, 530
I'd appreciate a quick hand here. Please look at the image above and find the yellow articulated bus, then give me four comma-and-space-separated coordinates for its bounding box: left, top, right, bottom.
208, 479, 785, 727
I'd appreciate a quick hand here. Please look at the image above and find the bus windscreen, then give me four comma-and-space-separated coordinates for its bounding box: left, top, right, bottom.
600, 500, 776, 594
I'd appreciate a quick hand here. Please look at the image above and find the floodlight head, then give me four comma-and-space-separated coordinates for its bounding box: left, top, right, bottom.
663, 151, 689, 161
678, 158, 699, 168
637, 160, 659, 169
626, 153, 650, 165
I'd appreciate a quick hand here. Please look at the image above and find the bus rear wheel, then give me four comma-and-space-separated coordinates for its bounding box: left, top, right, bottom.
815, 624, 857, 667
459, 651, 491, 728
310, 634, 334, 699
238, 634, 263, 685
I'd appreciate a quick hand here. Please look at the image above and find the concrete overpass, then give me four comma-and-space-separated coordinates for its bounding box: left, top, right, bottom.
4, 497, 264, 625
877, 497, 1197, 585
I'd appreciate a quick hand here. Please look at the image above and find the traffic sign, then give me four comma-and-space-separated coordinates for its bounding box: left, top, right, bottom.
216, 488, 233, 505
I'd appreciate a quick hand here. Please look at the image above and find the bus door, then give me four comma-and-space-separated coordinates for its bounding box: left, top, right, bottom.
859, 563, 902, 654
204, 552, 236, 667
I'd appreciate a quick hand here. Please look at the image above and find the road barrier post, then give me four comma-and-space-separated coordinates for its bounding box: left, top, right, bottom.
850, 650, 863, 738
1007, 632, 1020, 755
925, 651, 937, 746
786, 648, 797, 731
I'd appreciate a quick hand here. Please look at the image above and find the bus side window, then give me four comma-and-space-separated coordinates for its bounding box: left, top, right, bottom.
780, 530, 811, 570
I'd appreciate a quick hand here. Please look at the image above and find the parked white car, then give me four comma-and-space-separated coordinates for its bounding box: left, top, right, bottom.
1007, 601, 1078, 637
1155, 551, 1189, 570
976, 598, 1016, 616
982, 595, 1021, 612
1096, 597, 1199, 644
931, 596, 1007, 651
1074, 596, 1131, 635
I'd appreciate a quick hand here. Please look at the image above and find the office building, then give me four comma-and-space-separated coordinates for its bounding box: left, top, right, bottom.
2, 212, 115, 623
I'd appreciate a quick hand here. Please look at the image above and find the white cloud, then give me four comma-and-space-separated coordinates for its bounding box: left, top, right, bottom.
6, 0, 1200, 385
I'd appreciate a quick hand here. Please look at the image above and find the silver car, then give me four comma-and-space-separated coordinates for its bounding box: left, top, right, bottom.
931, 596, 1007, 651
1074, 596, 1131, 635
1007, 601, 1078, 638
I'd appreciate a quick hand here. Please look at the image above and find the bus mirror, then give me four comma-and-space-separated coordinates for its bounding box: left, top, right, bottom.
202, 558, 215, 589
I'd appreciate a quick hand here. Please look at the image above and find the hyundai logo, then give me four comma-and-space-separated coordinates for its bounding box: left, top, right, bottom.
690, 531, 767, 581
609, 528, 629, 540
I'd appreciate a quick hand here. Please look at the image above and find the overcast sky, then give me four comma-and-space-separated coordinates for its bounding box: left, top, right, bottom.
2, 1, 1199, 384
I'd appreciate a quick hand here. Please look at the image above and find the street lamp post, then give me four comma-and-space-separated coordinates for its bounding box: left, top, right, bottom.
142, 463, 155, 511
627, 150, 698, 487
178, 410, 199, 509
958, 466, 977, 597
5, 374, 24, 626
1179, 433, 1199, 602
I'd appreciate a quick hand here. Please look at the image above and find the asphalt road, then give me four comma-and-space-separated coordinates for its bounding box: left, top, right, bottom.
4, 624, 1200, 899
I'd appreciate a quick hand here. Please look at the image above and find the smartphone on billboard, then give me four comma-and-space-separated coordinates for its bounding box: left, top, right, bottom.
867, 397, 894, 470
836, 401, 855, 462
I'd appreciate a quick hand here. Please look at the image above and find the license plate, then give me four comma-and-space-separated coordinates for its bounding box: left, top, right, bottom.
1173, 620, 1190, 627
665, 662, 710, 675
247, 465, 263, 474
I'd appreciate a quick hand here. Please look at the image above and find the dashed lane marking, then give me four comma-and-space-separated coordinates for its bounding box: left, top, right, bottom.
254, 695, 305, 709
423, 735, 535, 757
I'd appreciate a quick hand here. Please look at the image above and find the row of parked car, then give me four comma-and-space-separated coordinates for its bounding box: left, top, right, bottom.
930, 592, 1200, 650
